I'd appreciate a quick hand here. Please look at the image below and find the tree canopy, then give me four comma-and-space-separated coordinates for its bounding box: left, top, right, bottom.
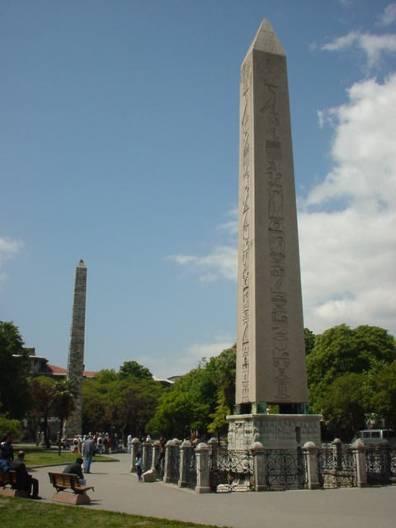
119, 361, 153, 380
83, 361, 162, 436
307, 324, 396, 439
147, 346, 236, 438
0, 321, 30, 419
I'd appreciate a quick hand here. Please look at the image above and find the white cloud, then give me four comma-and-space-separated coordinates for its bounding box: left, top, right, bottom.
0, 236, 22, 281
216, 208, 238, 236
169, 246, 237, 282
377, 3, 396, 27
168, 209, 237, 282
177, 339, 234, 374
139, 338, 234, 378
301, 75, 396, 335
322, 31, 396, 68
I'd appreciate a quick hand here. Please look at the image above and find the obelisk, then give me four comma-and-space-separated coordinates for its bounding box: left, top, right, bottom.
228, 20, 321, 449
65, 259, 87, 437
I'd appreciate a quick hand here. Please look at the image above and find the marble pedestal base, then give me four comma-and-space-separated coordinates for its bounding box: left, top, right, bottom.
227, 414, 321, 450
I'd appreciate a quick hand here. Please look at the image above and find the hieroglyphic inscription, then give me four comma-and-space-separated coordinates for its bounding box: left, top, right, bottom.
239, 59, 252, 403
259, 56, 290, 400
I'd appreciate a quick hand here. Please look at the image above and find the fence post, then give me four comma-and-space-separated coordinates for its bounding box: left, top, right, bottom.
130, 437, 140, 473
142, 440, 152, 472
178, 439, 192, 488
250, 441, 266, 491
332, 438, 343, 471
303, 441, 320, 489
195, 442, 210, 494
151, 440, 160, 471
351, 439, 367, 487
383, 441, 392, 483
163, 439, 173, 483
208, 437, 218, 470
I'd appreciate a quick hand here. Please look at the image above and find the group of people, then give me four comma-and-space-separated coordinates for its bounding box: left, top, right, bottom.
0, 434, 40, 499
70, 431, 120, 456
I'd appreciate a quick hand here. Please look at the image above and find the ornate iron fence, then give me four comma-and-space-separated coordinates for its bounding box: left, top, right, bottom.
264, 448, 306, 490
184, 446, 197, 489
167, 445, 180, 484
143, 444, 153, 472
210, 447, 254, 491
318, 445, 356, 488
156, 451, 165, 478
365, 446, 391, 485
391, 448, 396, 480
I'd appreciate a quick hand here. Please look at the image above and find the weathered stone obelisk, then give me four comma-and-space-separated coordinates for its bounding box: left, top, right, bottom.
65, 259, 87, 437
227, 20, 321, 449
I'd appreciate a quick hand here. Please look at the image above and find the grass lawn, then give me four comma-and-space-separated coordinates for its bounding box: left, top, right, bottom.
0, 497, 226, 528
13, 446, 115, 467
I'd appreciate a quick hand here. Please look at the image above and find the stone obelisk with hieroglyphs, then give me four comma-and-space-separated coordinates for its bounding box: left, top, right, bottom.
65, 260, 87, 438
228, 20, 321, 450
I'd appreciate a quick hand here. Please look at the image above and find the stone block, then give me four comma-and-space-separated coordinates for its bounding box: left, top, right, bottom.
0, 488, 29, 498
52, 491, 91, 505
142, 469, 156, 482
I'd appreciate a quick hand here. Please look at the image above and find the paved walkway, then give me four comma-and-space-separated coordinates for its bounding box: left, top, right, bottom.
32, 453, 396, 528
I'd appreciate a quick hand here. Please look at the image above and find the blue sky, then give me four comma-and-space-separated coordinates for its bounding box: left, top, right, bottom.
1, 0, 396, 377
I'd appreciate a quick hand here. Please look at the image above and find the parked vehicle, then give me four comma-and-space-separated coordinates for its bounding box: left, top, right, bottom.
356, 429, 396, 446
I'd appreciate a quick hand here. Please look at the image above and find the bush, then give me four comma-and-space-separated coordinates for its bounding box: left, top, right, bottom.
0, 415, 22, 441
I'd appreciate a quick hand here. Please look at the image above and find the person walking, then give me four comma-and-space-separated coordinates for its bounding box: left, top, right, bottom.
127, 433, 132, 454
135, 452, 143, 481
82, 435, 96, 474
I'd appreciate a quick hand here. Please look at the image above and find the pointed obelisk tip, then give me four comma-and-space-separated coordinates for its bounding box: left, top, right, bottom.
249, 18, 285, 56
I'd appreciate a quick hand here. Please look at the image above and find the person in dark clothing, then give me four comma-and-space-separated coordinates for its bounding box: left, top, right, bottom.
63, 457, 84, 481
0, 450, 10, 473
11, 451, 40, 499
0, 433, 14, 463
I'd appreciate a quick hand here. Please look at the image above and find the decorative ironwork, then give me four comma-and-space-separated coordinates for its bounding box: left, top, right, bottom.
156, 453, 165, 478
265, 448, 306, 490
143, 445, 153, 472
318, 445, 356, 488
391, 448, 396, 479
167, 445, 180, 484
210, 447, 254, 491
184, 447, 197, 489
365, 446, 391, 485
318, 447, 337, 471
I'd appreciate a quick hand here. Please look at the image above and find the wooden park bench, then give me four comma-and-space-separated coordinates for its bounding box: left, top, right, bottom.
49, 472, 95, 505
0, 470, 29, 498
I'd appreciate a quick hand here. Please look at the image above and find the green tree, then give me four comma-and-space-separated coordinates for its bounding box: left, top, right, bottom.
304, 328, 315, 355
208, 390, 231, 437
320, 372, 368, 441
82, 369, 162, 438
147, 390, 207, 438
119, 361, 153, 380
307, 324, 396, 413
368, 361, 396, 429
0, 321, 30, 419
148, 346, 236, 439
206, 346, 236, 436
0, 415, 22, 441
52, 379, 76, 444
29, 376, 57, 447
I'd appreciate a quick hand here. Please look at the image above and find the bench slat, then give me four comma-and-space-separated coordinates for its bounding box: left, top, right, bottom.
48, 472, 94, 495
